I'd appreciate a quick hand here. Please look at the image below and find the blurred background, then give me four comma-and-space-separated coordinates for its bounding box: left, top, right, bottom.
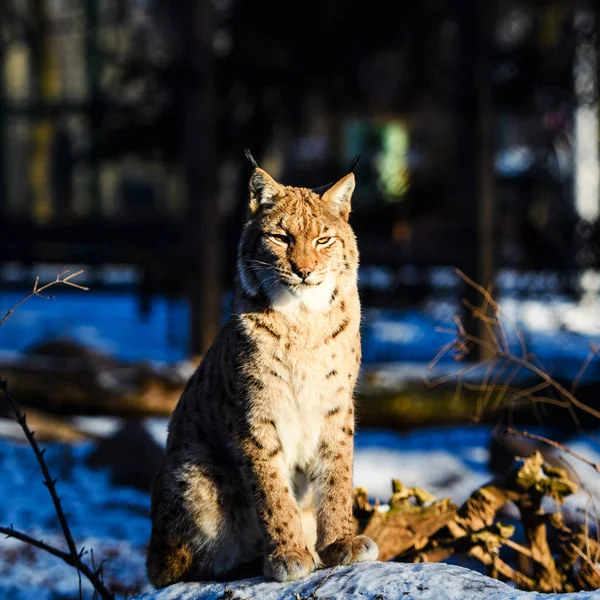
1, 0, 600, 597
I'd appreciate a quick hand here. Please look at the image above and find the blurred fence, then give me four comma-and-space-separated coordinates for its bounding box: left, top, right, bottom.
0, 0, 599, 352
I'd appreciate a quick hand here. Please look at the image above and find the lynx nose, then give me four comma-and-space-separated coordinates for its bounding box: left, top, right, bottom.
294, 266, 313, 280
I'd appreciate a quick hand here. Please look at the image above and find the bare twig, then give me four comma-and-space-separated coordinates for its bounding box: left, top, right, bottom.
495, 352, 600, 421
506, 428, 600, 474
0, 523, 113, 598
0, 269, 112, 599
561, 461, 600, 563
0, 269, 88, 329
0, 379, 79, 556
571, 344, 600, 394
0, 524, 72, 562
472, 546, 537, 590
311, 565, 339, 598
0, 380, 114, 600
429, 271, 600, 424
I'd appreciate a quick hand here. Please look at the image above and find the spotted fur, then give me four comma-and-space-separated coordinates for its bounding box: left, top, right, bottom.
146, 167, 378, 588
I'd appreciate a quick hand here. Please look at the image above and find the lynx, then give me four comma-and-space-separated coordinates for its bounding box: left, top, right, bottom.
146, 155, 378, 587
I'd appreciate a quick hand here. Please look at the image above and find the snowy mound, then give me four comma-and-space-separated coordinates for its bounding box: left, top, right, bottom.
133, 561, 598, 600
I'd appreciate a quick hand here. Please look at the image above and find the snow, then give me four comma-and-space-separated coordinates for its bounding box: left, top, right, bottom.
1, 419, 600, 598
132, 561, 600, 600
557, 435, 600, 525
3, 272, 600, 597
2, 282, 600, 380
70, 415, 125, 438
144, 417, 171, 448
0, 418, 27, 439
0, 289, 190, 363
0, 438, 154, 599
353, 426, 493, 504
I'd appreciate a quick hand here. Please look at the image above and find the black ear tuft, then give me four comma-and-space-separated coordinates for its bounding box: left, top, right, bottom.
348, 154, 362, 174
312, 155, 361, 195
312, 182, 334, 195
244, 148, 258, 169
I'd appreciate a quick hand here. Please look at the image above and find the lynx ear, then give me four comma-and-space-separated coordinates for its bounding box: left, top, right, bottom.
249, 168, 283, 214
321, 173, 355, 221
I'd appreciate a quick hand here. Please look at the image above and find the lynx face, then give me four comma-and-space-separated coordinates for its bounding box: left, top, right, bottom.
238, 169, 358, 313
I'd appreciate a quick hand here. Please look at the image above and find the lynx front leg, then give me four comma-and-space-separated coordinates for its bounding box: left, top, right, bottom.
313, 404, 379, 567
239, 421, 315, 582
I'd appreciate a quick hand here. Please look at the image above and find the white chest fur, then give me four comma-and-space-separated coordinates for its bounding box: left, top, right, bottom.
269, 273, 337, 315
271, 361, 324, 473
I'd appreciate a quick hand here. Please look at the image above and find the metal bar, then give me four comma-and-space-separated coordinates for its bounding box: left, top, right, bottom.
3, 102, 132, 116
0, 22, 6, 219
84, 0, 101, 216
456, 0, 497, 361
181, 0, 222, 354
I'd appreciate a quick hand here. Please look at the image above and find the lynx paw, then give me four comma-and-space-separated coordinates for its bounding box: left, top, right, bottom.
319, 535, 379, 567
264, 548, 316, 582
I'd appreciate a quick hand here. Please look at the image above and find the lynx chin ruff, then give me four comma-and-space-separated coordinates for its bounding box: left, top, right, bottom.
146, 161, 378, 587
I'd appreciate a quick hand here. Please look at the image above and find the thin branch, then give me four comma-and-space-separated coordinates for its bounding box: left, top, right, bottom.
311, 565, 339, 598
0, 525, 71, 563
475, 360, 496, 421
570, 542, 600, 580
455, 269, 499, 310
463, 296, 502, 353
571, 343, 600, 394
428, 339, 457, 371
432, 274, 600, 424
497, 352, 600, 421
0, 269, 88, 328
503, 537, 534, 559
480, 359, 507, 413
0, 524, 113, 599
0, 382, 114, 600
0, 525, 113, 599
424, 361, 484, 387
0, 380, 79, 556
491, 363, 522, 411
562, 461, 600, 562
468, 544, 537, 590
506, 428, 600, 473
0, 270, 112, 600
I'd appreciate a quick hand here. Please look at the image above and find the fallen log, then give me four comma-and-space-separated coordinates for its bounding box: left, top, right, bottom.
0, 339, 193, 416
353, 452, 596, 593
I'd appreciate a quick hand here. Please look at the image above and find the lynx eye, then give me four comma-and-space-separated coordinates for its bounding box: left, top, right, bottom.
267, 233, 290, 245
316, 236, 333, 246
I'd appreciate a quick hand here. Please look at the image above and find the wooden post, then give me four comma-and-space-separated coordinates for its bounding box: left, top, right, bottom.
456, 0, 496, 360
475, 1, 495, 314
84, 0, 101, 216
183, 0, 221, 355
0, 21, 5, 217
